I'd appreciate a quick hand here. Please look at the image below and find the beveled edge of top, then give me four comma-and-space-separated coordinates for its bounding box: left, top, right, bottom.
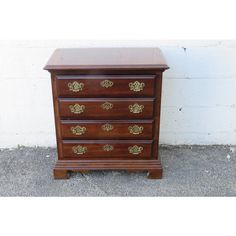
44, 47, 169, 71
44, 64, 169, 70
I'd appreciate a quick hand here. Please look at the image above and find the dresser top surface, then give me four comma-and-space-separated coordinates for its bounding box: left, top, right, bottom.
44, 48, 169, 70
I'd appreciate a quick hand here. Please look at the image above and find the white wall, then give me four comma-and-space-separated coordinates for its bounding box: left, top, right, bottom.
0, 40, 236, 147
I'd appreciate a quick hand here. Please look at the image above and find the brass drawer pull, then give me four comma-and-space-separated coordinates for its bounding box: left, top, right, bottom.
72, 145, 87, 155
128, 125, 144, 135
128, 145, 143, 155
128, 103, 144, 113
71, 125, 86, 135
68, 81, 84, 92
69, 104, 85, 114
100, 79, 114, 88
129, 81, 145, 92
102, 123, 114, 132
103, 144, 114, 151
101, 102, 113, 110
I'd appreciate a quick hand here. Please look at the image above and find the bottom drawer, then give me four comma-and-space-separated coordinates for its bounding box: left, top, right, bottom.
62, 140, 153, 159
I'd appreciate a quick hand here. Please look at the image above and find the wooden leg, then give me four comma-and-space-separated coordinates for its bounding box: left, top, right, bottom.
54, 169, 69, 179
147, 169, 163, 179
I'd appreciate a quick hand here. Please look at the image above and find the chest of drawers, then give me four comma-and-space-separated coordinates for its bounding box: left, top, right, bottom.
44, 48, 168, 179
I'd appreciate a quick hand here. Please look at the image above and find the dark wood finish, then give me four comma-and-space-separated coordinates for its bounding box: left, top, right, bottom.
152, 69, 163, 159
61, 120, 154, 139
51, 69, 163, 76
44, 47, 168, 179
62, 140, 153, 159
59, 98, 154, 119
44, 48, 169, 70
56, 75, 155, 98
54, 159, 163, 178
50, 73, 64, 161
55, 159, 162, 170
54, 169, 69, 179
147, 169, 163, 179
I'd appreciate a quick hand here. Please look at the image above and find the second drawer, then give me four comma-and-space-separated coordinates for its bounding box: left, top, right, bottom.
61, 120, 154, 139
59, 98, 155, 119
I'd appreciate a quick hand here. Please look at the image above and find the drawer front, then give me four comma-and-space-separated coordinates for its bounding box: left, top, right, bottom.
61, 120, 154, 139
62, 141, 153, 159
56, 75, 155, 97
59, 98, 154, 119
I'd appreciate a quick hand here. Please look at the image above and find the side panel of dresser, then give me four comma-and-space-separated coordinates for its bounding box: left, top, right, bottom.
152, 72, 163, 160
50, 73, 63, 161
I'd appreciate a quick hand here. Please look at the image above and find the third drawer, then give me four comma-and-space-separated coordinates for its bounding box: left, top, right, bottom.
61, 120, 154, 139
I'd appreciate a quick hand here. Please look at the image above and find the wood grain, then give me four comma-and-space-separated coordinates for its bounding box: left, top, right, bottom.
61, 120, 154, 139
54, 159, 163, 179
44, 48, 169, 70
62, 140, 153, 159
44, 47, 169, 179
59, 98, 155, 119
56, 75, 155, 98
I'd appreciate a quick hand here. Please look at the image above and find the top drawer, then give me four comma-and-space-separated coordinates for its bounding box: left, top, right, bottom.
56, 75, 155, 98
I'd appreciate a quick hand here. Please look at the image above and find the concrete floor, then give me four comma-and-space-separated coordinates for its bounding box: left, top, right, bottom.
0, 145, 235, 196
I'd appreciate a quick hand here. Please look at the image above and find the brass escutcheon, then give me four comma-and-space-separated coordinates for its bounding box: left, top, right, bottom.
129, 81, 145, 92
68, 81, 84, 92
101, 102, 113, 110
128, 125, 144, 135
102, 123, 114, 132
103, 144, 114, 151
71, 125, 86, 135
128, 103, 144, 114
100, 80, 114, 88
69, 104, 85, 114
72, 145, 87, 155
128, 145, 143, 155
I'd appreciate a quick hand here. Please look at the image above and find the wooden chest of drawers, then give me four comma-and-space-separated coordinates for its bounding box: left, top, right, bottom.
44, 48, 168, 179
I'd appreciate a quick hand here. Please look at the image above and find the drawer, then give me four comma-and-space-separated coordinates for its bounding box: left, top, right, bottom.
62, 140, 153, 159
59, 98, 155, 119
61, 120, 154, 139
56, 75, 155, 97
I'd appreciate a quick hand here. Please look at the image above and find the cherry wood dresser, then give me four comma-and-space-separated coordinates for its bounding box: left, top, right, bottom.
44, 48, 169, 179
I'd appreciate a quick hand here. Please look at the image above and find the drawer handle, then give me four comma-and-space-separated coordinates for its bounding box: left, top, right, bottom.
129, 81, 145, 92
128, 125, 144, 135
101, 102, 113, 110
128, 103, 144, 113
71, 125, 86, 135
100, 79, 114, 88
103, 144, 114, 152
128, 145, 143, 155
69, 104, 85, 114
68, 81, 84, 92
102, 123, 114, 132
72, 145, 87, 155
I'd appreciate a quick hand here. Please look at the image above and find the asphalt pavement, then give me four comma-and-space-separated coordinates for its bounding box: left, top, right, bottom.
0, 145, 235, 196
